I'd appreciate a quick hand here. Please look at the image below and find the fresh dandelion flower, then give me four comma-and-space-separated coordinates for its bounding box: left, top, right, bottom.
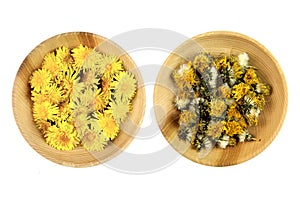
111, 71, 137, 101
32, 84, 63, 104
58, 67, 78, 100
73, 113, 90, 134
36, 121, 51, 132
29, 68, 52, 92
71, 44, 92, 69
96, 111, 119, 140
58, 102, 72, 122
94, 89, 107, 111
101, 55, 124, 79
45, 121, 79, 151
33, 101, 59, 122
81, 126, 108, 151
56, 46, 73, 68
29, 44, 137, 151
42, 52, 60, 77
82, 50, 106, 74
108, 100, 131, 124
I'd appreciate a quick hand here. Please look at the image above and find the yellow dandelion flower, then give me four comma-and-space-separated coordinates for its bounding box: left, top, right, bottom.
71, 91, 94, 117
58, 102, 72, 122
75, 70, 98, 91
29, 68, 52, 92
97, 111, 120, 140
42, 52, 60, 77
111, 71, 137, 101
45, 121, 79, 151
108, 100, 131, 124
210, 99, 227, 118
101, 55, 124, 79
98, 78, 111, 104
73, 113, 90, 134
81, 123, 108, 151
71, 44, 92, 69
224, 121, 244, 136
94, 89, 107, 111
33, 101, 59, 123
82, 50, 106, 74
232, 82, 250, 101
56, 46, 73, 68
31, 84, 63, 104
243, 68, 259, 85
36, 121, 51, 132
58, 67, 78, 100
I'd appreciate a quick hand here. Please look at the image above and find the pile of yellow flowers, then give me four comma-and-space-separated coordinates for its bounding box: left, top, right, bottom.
172, 52, 271, 150
29, 45, 137, 151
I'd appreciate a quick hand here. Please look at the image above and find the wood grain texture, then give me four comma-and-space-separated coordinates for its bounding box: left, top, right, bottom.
154, 31, 288, 166
12, 32, 145, 167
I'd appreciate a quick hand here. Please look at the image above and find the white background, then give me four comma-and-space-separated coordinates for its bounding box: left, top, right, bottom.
1, 0, 299, 199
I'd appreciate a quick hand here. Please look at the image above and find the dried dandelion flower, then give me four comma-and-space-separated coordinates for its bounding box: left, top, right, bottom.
224, 121, 245, 136
232, 82, 250, 101
45, 121, 79, 151
210, 99, 227, 118
172, 52, 271, 150
206, 121, 225, 139
243, 68, 259, 85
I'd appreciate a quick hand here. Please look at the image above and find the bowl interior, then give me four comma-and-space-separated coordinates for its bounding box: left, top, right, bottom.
154, 31, 287, 166
13, 32, 145, 167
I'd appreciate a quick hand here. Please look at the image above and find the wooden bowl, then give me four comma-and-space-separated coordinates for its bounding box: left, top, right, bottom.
154, 31, 288, 166
13, 32, 145, 167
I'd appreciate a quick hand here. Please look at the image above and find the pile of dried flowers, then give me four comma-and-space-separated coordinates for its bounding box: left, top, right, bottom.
29, 44, 137, 151
172, 52, 271, 150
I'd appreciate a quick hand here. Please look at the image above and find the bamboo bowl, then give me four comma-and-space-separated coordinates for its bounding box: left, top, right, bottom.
154, 31, 287, 166
13, 32, 145, 167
